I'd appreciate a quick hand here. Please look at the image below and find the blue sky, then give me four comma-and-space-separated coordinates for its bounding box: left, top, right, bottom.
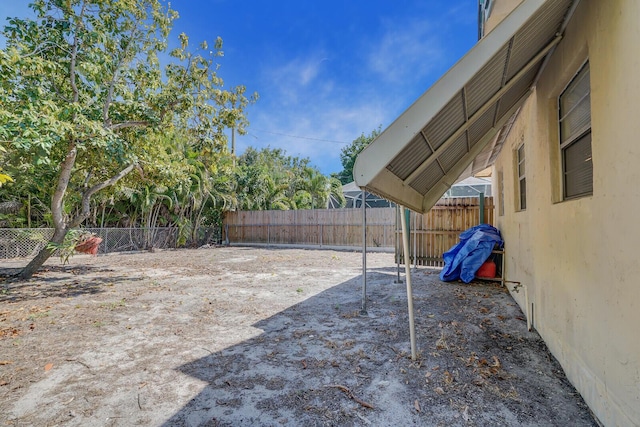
0, 1, 479, 176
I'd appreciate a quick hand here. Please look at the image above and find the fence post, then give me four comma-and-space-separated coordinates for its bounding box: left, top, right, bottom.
383, 221, 387, 247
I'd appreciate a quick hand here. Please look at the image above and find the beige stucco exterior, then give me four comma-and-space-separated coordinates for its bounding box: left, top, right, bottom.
483, 0, 523, 35
490, 1, 640, 425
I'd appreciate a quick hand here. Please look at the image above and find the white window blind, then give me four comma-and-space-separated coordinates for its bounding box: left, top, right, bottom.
517, 144, 526, 210
559, 62, 592, 199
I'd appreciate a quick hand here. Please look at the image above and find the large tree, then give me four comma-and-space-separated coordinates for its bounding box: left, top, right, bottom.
234, 147, 344, 210
336, 126, 382, 185
0, 0, 254, 279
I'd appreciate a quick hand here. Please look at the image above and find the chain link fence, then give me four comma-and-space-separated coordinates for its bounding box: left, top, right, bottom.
0, 227, 221, 259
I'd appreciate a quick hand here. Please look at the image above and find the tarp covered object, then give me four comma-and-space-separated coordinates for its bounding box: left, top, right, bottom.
440, 224, 503, 283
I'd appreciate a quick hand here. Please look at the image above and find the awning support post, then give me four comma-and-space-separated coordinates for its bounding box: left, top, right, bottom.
361, 190, 367, 315
413, 211, 418, 271
395, 205, 402, 283
401, 206, 417, 360
479, 192, 485, 224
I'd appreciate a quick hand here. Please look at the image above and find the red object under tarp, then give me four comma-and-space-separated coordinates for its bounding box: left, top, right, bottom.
476, 260, 496, 278
75, 236, 103, 255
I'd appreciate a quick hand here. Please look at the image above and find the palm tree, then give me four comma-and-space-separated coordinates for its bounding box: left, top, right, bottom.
302, 167, 330, 209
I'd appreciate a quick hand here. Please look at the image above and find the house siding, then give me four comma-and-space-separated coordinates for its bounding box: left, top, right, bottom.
483, 0, 523, 35
491, 1, 640, 426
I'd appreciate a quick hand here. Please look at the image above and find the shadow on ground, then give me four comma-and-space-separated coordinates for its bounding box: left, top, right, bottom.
0, 265, 141, 303
163, 269, 596, 427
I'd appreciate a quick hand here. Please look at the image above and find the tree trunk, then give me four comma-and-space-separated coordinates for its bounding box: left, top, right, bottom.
17, 13, 84, 281
17, 226, 67, 280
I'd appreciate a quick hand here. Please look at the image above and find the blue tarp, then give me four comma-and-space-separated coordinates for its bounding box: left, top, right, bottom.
439, 224, 503, 283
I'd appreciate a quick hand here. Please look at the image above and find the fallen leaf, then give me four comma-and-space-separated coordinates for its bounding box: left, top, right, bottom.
44, 363, 53, 371
462, 405, 470, 421
492, 355, 501, 369
443, 371, 454, 385
472, 376, 485, 386
434, 387, 445, 395
414, 399, 421, 412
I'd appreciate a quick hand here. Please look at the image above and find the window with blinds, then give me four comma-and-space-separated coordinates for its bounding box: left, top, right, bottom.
559, 62, 592, 199
498, 170, 504, 216
517, 144, 526, 210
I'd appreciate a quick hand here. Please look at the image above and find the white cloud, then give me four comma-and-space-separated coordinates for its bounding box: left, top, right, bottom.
237, 97, 389, 175
366, 18, 446, 83
232, 2, 476, 175
262, 53, 331, 105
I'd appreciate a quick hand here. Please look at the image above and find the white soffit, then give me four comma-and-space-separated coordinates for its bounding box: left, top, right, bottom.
353, 0, 574, 213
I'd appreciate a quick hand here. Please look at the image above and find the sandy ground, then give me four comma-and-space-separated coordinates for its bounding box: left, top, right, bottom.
0, 246, 597, 426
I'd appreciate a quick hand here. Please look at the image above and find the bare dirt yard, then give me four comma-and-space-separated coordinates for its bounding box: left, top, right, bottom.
1, 247, 597, 426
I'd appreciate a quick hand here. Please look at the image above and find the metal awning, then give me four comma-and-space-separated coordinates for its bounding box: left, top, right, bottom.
353, 0, 575, 213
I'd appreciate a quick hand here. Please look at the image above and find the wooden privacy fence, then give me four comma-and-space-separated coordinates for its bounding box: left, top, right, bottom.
224, 208, 396, 249
397, 197, 494, 267
223, 197, 494, 266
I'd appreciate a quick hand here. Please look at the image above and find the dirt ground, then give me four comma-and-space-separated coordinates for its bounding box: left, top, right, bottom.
1, 247, 597, 426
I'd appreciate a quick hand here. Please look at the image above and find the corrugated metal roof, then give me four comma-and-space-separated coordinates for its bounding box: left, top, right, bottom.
353, 0, 574, 213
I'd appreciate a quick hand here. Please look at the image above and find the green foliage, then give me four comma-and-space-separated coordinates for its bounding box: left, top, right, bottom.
336, 126, 382, 184
234, 147, 344, 211
0, 173, 12, 186
0, 0, 253, 218
0, 146, 12, 186
0, 0, 260, 277
46, 229, 83, 265
0, 0, 347, 261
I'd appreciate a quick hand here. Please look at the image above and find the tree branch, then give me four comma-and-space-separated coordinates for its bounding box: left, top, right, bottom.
103, 25, 140, 126
108, 121, 151, 131
51, 142, 77, 231
68, 164, 135, 228
69, 1, 87, 105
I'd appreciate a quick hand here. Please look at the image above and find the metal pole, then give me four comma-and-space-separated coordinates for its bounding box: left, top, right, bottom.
413, 211, 418, 271
395, 205, 402, 283
361, 190, 368, 315
405, 208, 411, 266
401, 206, 417, 360
479, 192, 485, 224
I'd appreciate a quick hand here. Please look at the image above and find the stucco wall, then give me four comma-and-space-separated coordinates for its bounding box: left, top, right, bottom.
492, 1, 640, 425
484, 0, 523, 35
